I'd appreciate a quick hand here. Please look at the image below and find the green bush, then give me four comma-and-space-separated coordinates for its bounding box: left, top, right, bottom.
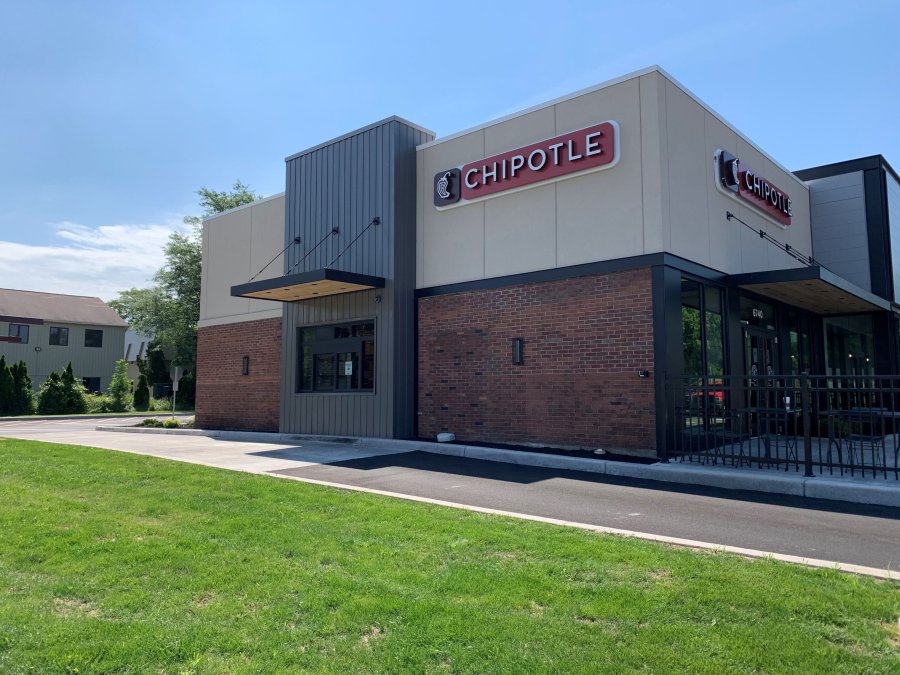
133, 373, 150, 411
136, 418, 164, 428
9, 361, 33, 415
60, 363, 87, 414
37, 372, 68, 414
0, 356, 13, 414
107, 359, 133, 413
149, 397, 171, 412
84, 393, 114, 414
162, 418, 180, 429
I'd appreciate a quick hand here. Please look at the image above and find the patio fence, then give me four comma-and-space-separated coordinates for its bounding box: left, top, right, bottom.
664, 374, 900, 480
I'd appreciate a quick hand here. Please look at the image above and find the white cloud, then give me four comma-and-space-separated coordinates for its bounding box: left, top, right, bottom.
0, 219, 190, 302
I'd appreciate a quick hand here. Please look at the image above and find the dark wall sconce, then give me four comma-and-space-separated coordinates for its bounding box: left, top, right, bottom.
638, 370, 650, 378
512, 337, 524, 365
242, 356, 249, 376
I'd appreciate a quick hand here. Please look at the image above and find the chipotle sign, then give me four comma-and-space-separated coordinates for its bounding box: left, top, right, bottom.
716, 149, 792, 226
434, 121, 619, 208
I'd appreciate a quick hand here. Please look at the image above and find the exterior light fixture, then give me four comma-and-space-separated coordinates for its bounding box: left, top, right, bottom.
512, 337, 524, 365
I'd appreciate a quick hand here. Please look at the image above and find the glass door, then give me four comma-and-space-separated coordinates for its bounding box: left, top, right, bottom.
744, 328, 778, 408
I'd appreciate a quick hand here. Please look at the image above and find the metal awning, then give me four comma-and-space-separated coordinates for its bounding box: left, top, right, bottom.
231, 269, 385, 302
728, 266, 891, 315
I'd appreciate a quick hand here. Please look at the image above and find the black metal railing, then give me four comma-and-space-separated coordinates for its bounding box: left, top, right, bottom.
665, 374, 900, 480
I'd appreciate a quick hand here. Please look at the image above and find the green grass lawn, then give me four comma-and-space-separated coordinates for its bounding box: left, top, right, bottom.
0, 439, 897, 674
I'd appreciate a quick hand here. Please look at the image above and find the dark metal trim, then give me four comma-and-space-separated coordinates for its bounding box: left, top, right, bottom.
285, 117, 435, 162
416, 253, 730, 298
231, 268, 386, 299
0, 315, 44, 325
795, 154, 899, 184
863, 167, 891, 299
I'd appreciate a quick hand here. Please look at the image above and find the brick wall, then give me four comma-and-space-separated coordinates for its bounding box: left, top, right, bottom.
195, 317, 282, 432
417, 269, 656, 454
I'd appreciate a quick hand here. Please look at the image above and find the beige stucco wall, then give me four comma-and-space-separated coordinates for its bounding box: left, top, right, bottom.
656, 76, 812, 273
416, 68, 812, 288
199, 193, 286, 328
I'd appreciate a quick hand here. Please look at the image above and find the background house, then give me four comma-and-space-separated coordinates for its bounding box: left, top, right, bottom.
0, 288, 128, 392
123, 329, 151, 384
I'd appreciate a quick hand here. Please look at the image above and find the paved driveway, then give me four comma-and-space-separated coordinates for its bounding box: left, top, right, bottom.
0, 416, 411, 473
1, 417, 898, 574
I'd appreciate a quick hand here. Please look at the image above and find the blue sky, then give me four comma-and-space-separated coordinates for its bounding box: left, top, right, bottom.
0, 0, 897, 299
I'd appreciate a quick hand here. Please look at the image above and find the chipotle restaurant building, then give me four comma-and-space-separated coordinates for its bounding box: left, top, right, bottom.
195, 66, 900, 458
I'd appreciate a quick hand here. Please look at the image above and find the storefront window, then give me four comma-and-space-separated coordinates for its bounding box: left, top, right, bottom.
681, 278, 726, 379
681, 279, 702, 377
784, 309, 811, 376
704, 287, 724, 377
824, 315, 875, 377
298, 321, 375, 392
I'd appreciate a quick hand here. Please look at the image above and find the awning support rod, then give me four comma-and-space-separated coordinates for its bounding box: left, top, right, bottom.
326, 217, 380, 269
247, 236, 302, 283
285, 227, 340, 277
726, 211, 819, 268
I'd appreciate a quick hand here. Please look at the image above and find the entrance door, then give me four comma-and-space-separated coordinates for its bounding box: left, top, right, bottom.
745, 329, 777, 383
744, 328, 778, 408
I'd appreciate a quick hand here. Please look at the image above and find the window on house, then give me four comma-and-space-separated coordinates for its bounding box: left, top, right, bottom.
297, 321, 375, 392
8, 324, 29, 344
49, 327, 69, 346
85, 329, 103, 348
82, 377, 101, 393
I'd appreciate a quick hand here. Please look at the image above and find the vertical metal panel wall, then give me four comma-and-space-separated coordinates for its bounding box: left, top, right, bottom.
280, 118, 432, 438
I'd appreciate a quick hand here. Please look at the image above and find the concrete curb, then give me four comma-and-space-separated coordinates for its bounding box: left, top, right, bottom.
94, 426, 900, 508
2, 412, 194, 423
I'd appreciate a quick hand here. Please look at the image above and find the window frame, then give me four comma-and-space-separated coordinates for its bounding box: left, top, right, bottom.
296, 320, 376, 394
8, 323, 29, 344
49, 326, 69, 347
82, 377, 101, 393
84, 328, 104, 348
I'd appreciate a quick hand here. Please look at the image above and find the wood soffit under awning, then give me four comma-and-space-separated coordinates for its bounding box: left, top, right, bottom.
729, 267, 890, 316
230, 269, 385, 303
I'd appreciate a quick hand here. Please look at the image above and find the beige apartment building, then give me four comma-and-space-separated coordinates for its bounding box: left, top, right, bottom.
0, 289, 128, 392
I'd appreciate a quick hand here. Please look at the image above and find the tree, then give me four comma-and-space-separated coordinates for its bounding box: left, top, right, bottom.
10, 361, 33, 415
37, 372, 67, 414
110, 181, 260, 371
133, 373, 150, 411
107, 359, 133, 412
61, 363, 87, 413
0, 356, 13, 415
146, 343, 170, 390
181, 180, 260, 227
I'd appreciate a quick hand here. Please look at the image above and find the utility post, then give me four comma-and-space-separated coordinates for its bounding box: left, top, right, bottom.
170, 366, 183, 419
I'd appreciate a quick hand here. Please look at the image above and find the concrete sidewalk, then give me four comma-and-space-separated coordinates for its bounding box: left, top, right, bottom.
96, 426, 900, 508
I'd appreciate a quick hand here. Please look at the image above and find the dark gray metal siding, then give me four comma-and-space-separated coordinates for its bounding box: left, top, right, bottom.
280, 119, 432, 438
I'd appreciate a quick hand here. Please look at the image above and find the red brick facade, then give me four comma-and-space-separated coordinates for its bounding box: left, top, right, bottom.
417, 269, 656, 454
195, 317, 282, 432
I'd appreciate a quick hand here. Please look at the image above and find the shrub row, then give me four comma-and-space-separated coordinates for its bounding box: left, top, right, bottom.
0, 358, 190, 417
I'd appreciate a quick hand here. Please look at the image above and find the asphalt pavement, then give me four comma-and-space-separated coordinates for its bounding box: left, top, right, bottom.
1, 417, 897, 574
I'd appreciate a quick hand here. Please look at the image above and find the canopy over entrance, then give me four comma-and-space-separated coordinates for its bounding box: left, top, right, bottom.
231, 269, 385, 303
729, 266, 890, 315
